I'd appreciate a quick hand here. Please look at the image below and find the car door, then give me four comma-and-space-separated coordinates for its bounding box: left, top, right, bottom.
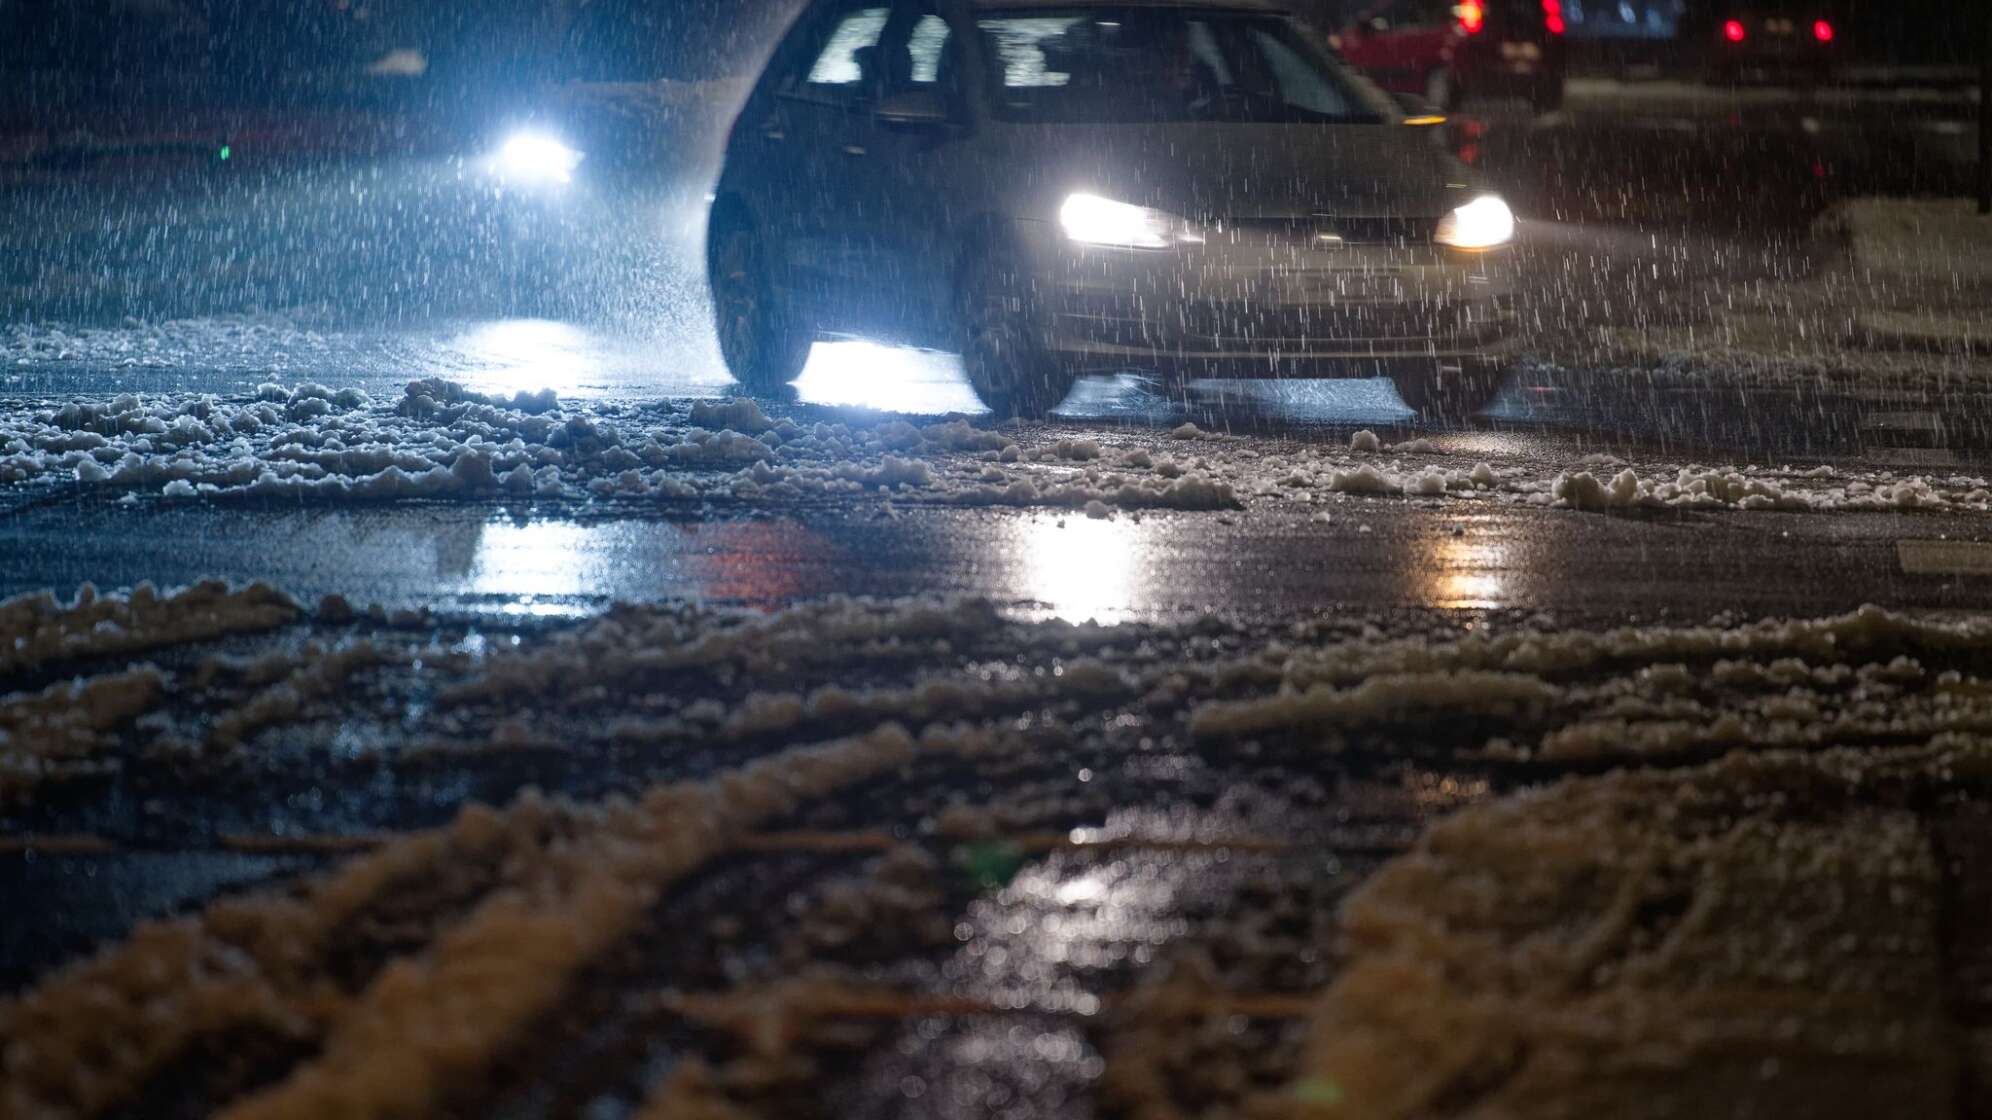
768, 1, 892, 329
852, 1, 974, 345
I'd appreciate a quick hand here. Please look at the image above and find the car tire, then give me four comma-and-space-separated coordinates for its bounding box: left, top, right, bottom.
709, 221, 812, 393
957, 251, 1076, 419
1391, 359, 1506, 421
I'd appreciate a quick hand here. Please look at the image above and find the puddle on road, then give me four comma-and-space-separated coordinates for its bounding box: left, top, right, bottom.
15, 498, 1992, 625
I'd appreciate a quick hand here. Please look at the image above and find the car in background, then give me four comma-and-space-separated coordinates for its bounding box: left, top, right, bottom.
709, 0, 1519, 418
1688, 2, 1843, 85
1324, 0, 1566, 112
0, 0, 757, 322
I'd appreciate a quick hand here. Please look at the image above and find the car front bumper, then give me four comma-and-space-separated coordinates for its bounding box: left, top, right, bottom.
1018, 220, 1519, 379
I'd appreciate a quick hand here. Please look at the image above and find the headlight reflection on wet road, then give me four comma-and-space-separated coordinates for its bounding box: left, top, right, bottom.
449, 319, 597, 397
792, 340, 987, 415
463, 519, 609, 616
1012, 514, 1146, 625
1422, 527, 1509, 610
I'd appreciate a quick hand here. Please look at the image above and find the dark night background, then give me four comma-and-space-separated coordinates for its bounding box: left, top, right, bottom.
0, 0, 1978, 103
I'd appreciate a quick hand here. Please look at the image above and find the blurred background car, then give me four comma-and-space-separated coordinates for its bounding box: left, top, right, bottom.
1685, 0, 1845, 85
1311, 0, 1567, 111
0, 0, 779, 323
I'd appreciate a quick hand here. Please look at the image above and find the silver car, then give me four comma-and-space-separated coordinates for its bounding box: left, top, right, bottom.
709, 0, 1518, 417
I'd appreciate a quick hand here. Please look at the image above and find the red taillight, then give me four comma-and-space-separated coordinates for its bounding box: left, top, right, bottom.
1542, 0, 1566, 34
1813, 19, 1834, 42
1723, 19, 1747, 42
1456, 1, 1485, 34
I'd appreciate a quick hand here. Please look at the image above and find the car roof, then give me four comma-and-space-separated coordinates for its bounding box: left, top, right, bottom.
964, 0, 1289, 12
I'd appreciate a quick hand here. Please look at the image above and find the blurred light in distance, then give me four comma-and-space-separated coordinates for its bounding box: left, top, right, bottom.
493, 131, 583, 186
1541, 0, 1565, 34
1812, 19, 1833, 42
454, 319, 592, 393
1435, 195, 1515, 250
1455, 1, 1485, 34
1723, 19, 1746, 42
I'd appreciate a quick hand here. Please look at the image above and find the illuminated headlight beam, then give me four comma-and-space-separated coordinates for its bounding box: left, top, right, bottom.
491, 131, 584, 187
1434, 195, 1515, 251
1059, 193, 1198, 250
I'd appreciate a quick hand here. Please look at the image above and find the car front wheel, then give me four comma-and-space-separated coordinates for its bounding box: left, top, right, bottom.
709, 223, 811, 393
1391, 359, 1507, 421
957, 254, 1076, 419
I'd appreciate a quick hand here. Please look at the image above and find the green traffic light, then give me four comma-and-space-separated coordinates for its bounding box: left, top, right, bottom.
218, 145, 231, 161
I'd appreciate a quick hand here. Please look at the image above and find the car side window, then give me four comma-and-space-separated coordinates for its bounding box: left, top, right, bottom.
905, 14, 952, 86
793, 5, 890, 102
878, 10, 961, 96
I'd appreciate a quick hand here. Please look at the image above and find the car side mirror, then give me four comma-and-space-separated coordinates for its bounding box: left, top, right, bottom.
1392, 91, 1442, 118
875, 89, 950, 128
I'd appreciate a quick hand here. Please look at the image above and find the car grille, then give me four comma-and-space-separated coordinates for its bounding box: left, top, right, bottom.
1212, 216, 1442, 247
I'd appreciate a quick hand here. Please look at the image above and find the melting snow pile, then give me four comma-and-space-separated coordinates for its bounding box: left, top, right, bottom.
1, 580, 298, 675
4, 378, 1991, 517
9, 584, 1992, 1116
0, 380, 1242, 512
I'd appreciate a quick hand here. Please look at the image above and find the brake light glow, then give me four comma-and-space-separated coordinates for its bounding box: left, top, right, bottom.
1812, 19, 1833, 42
1455, 1, 1485, 34
1542, 0, 1566, 35
1723, 19, 1747, 42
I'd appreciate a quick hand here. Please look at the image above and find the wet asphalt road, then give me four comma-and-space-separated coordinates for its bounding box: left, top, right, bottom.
9, 498, 1992, 626
4, 78, 1988, 626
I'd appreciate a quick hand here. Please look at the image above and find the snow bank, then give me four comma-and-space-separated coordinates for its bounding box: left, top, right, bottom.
6, 377, 1989, 519
0, 380, 1250, 513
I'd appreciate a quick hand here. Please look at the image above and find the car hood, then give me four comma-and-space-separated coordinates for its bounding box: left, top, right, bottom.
1006, 122, 1480, 220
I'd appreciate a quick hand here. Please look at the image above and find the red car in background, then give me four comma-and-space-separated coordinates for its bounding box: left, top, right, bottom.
1327, 0, 1566, 112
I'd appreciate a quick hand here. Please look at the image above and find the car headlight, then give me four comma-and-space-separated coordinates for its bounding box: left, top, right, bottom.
490, 131, 583, 187
1435, 195, 1515, 250
1059, 193, 1195, 249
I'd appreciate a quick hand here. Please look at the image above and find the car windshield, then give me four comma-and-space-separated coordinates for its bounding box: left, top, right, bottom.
976, 7, 1391, 124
